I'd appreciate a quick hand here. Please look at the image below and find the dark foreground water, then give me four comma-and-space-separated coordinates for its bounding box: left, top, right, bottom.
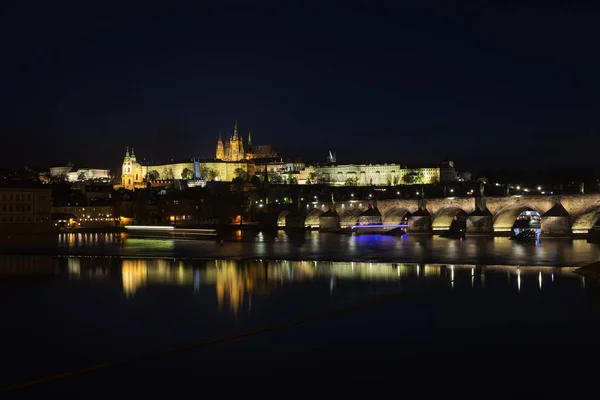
2, 254, 600, 397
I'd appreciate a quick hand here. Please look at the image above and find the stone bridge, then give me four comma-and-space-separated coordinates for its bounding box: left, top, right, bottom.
281, 194, 600, 237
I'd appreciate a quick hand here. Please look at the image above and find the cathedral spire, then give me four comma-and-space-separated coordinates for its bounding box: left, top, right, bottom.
125, 147, 130, 158
233, 121, 239, 139
248, 130, 252, 146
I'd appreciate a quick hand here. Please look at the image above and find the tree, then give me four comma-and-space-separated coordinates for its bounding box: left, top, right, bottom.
200, 166, 218, 181
345, 177, 358, 186
287, 172, 297, 185
250, 176, 262, 188
181, 168, 193, 180
163, 167, 174, 180
234, 167, 249, 182
402, 171, 424, 185
77, 171, 87, 181
308, 172, 318, 184
269, 174, 283, 184
148, 170, 160, 181
232, 177, 245, 194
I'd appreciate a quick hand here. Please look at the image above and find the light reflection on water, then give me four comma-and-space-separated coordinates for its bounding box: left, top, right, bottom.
64, 258, 581, 315
1, 253, 599, 395
0, 255, 586, 317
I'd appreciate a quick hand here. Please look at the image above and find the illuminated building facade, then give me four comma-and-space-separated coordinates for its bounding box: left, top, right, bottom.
119, 146, 248, 190
45, 162, 110, 183
296, 161, 457, 186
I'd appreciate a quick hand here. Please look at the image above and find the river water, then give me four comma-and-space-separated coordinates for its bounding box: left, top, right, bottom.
1, 233, 600, 396
0, 230, 599, 266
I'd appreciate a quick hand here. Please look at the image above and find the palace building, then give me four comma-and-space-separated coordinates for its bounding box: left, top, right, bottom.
119, 147, 248, 190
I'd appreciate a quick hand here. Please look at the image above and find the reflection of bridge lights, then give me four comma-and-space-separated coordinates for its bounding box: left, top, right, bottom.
539, 271, 542, 290
517, 268, 521, 292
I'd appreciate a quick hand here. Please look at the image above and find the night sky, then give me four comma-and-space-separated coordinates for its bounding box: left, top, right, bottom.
2, 2, 599, 172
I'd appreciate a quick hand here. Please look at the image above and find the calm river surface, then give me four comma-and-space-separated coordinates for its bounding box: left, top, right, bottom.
1, 230, 599, 266
1, 233, 600, 396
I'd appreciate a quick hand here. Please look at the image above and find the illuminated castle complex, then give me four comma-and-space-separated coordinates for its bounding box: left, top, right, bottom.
118, 121, 458, 190
216, 122, 277, 161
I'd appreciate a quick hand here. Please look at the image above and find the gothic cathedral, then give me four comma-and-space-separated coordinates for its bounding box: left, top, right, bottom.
216, 122, 276, 161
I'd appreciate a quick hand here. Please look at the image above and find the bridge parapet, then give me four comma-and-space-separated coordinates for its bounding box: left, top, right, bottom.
291, 194, 600, 236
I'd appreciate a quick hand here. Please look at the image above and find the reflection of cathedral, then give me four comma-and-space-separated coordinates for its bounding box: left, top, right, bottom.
216, 121, 277, 161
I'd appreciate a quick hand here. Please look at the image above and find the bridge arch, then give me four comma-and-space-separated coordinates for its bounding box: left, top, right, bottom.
431, 207, 468, 231
277, 210, 289, 227
493, 205, 542, 233
339, 208, 363, 228
382, 207, 410, 225
571, 208, 600, 234
304, 208, 324, 228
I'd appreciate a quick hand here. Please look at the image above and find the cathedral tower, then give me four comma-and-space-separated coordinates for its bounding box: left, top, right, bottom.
216, 133, 225, 160
228, 121, 245, 161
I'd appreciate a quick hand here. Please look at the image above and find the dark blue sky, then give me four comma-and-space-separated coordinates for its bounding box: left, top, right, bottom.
2, 2, 599, 172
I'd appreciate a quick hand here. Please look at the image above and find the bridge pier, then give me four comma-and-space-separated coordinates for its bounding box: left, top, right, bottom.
285, 213, 306, 229
540, 216, 572, 237
408, 208, 432, 234
319, 210, 340, 230
540, 203, 572, 238
465, 208, 493, 236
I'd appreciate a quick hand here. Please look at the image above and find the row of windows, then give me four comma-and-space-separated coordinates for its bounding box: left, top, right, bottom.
1, 216, 32, 223
0, 193, 32, 201
0, 204, 32, 213
53, 207, 113, 213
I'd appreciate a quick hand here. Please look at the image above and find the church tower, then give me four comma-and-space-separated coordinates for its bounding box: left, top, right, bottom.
216, 133, 225, 160
229, 121, 245, 161
121, 147, 133, 187
121, 147, 144, 189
